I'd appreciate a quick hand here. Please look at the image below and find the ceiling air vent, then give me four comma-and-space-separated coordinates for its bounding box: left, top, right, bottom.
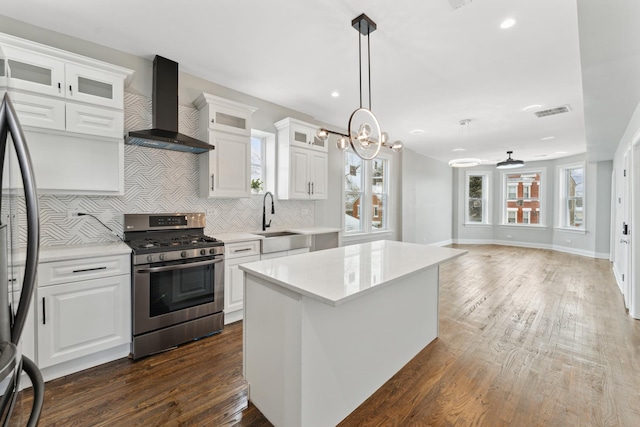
534, 105, 572, 118
447, 0, 473, 10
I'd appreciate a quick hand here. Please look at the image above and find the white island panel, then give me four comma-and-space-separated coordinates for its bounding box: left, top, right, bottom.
242, 240, 466, 427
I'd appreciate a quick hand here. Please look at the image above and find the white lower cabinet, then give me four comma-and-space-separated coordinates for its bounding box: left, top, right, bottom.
36, 274, 130, 368
224, 240, 260, 324
11, 291, 36, 363
260, 247, 310, 260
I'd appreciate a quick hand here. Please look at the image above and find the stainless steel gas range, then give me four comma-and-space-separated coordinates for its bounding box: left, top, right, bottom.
124, 213, 224, 360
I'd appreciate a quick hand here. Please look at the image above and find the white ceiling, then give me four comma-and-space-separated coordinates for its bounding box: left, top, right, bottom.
2, 0, 638, 165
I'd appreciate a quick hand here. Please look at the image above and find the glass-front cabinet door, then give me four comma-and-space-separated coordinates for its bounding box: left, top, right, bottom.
3, 46, 65, 98
65, 63, 124, 109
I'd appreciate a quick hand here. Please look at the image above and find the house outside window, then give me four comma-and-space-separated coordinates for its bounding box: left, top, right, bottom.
558, 163, 585, 229
465, 172, 490, 224
345, 151, 390, 234
502, 169, 544, 226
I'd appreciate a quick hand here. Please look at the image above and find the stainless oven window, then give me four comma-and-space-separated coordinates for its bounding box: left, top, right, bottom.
148, 259, 217, 317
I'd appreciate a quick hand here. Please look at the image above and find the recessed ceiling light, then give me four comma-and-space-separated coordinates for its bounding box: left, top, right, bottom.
410, 129, 424, 135
331, 91, 340, 98
534, 154, 548, 158
523, 104, 542, 111
500, 18, 517, 29
541, 136, 555, 141
452, 148, 466, 152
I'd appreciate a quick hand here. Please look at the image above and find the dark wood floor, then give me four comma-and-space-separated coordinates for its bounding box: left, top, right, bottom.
10, 244, 640, 426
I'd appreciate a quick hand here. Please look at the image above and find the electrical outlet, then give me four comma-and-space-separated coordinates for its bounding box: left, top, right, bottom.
67, 210, 81, 219
206, 208, 217, 217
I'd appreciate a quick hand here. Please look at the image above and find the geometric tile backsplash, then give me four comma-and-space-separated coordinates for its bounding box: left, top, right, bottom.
29, 92, 315, 247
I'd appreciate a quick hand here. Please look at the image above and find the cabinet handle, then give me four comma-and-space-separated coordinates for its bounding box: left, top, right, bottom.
69, 85, 73, 95
211, 118, 215, 123
58, 82, 62, 92
233, 248, 253, 253
308, 182, 311, 195
311, 182, 314, 195
42, 297, 46, 325
211, 174, 215, 191
72, 266, 107, 273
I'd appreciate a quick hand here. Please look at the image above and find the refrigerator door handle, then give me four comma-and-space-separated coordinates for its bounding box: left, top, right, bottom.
0, 94, 40, 346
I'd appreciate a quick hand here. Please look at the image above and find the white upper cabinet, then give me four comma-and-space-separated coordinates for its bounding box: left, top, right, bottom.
0, 33, 132, 131
274, 117, 328, 152
275, 117, 329, 200
64, 63, 124, 109
195, 93, 257, 198
3, 45, 66, 97
0, 32, 133, 195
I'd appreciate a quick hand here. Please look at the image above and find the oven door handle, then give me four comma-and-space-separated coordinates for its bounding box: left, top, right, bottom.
136, 257, 223, 273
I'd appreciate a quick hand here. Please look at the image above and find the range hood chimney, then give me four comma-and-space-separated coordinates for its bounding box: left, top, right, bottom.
125, 56, 213, 154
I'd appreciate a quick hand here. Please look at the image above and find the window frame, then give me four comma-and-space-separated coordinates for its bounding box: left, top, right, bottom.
464, 171, 491, 225
343, 150, 392, 236
250, 129, 276, 195
556, 161, 586, 232
500, 167, 546, 227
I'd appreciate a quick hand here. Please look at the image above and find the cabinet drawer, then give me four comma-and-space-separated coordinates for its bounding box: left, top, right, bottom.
66, 103, 124, 138
225, 240, 261, 259
39, 254, 130, 287
8, 91, 65, 131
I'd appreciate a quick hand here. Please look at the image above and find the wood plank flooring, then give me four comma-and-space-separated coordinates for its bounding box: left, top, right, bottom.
10, 244, 640, 426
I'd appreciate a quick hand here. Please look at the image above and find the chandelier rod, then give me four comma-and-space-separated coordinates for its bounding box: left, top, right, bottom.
368, 23, 372, 111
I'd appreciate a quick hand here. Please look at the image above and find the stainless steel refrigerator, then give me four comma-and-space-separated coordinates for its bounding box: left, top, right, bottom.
0, 93, 44, 425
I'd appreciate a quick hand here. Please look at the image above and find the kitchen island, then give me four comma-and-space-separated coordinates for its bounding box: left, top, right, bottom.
240, 240, 466, 427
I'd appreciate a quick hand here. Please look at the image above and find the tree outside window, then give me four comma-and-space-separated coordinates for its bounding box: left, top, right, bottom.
465, 172, 490, 224
559, 164, 584, 229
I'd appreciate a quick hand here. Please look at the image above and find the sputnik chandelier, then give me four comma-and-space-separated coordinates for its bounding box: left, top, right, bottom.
316, 13, 403, 161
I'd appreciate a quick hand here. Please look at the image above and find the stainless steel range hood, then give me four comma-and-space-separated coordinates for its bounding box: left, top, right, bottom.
125, 56, 213, 154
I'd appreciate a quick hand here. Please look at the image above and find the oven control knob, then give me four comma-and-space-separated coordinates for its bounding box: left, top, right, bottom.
180, 251, 187, 258
159, 254, 165, 261
209, 248, 217, 254
200, 249, 206, 256
147, 255, 154, 263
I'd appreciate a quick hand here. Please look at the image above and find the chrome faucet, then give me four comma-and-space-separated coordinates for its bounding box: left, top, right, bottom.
262, 191, 275, 231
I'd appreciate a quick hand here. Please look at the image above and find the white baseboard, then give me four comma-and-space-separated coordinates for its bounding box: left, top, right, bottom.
427, 239, 454, 247
453, 238, 607, 260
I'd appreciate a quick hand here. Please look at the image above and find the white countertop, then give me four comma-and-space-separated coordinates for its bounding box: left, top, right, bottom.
239, 240, 466, 306
13, 241, 131, 265
213, 227, 341, 244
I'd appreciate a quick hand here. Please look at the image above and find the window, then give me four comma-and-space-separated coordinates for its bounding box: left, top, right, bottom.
250, 130, 275, 194
344, 152, 390, 234
502, 169, 544, 225
465, 172, 490, 224
558, 163, 585, 229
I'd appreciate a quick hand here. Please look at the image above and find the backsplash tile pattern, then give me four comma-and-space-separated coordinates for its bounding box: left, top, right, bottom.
25, 92, 314, 247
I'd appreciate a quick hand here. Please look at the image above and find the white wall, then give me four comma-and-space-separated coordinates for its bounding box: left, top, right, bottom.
612, 101, 640, 318
402, 150, 453, 246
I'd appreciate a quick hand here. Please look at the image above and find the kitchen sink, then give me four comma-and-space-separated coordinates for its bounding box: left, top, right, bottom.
254, 231, 311, 254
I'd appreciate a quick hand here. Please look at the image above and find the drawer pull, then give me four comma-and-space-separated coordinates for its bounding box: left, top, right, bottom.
42, 297, 46, 325
233, 248, 253, 253
72, 266, 108, 274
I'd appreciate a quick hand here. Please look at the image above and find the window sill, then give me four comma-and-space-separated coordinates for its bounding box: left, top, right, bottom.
554, 227, 586, 235
498, 224, 548, 230
463, 223, 493, 227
